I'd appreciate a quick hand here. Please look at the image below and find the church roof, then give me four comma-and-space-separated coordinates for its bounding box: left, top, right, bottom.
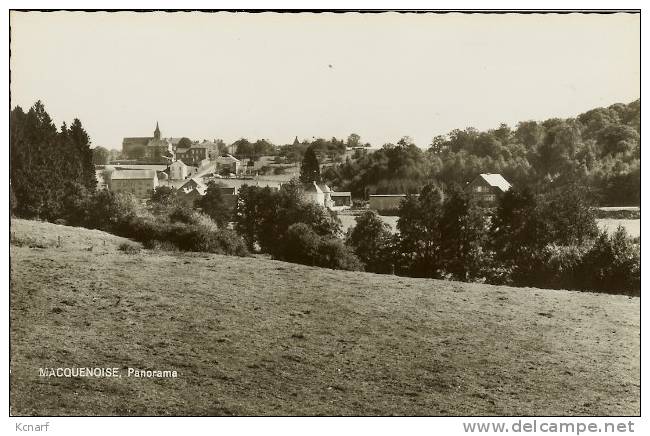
123, 137, 153, 145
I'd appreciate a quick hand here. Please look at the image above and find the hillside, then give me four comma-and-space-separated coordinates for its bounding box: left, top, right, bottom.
10, 219, 640, 416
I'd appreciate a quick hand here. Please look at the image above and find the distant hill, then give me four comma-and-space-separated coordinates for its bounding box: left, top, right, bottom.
10, 219, 639, 416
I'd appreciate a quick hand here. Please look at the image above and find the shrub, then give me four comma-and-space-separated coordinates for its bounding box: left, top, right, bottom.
282, 223, 321, 264
512, 244, 586, 290
142, 239, 178, 251
169, 207, 196, 225
10, 234, 54, 249
111, 215, 248, 257
579, 227, 640, 295
315, 238, 364, 271
118, 242, 141, 254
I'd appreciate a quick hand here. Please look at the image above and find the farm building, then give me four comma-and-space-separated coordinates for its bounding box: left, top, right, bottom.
214, 154, 241, 175
330, 192, 352, 209
169, 160, 188, 180
465, 173, 511, 207
109, 169, 159, 199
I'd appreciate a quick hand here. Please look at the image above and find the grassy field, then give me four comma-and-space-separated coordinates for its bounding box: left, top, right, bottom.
10, 219, 639, 416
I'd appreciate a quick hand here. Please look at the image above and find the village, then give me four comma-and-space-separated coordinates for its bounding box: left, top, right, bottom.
96, 122, 513, 222
8, 9, 641, 424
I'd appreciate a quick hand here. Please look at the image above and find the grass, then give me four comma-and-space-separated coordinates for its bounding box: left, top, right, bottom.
10, 219, 639, 416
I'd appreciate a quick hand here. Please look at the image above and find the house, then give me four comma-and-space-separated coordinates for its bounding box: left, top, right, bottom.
330, 191, 352, 209
180, 177, 207, 195
177, 177, 207, 205
175, 144, 209, 166
303, 181, 325, 206
122, 122, 173, 163
169, 160, 188, 180
303, 182, 351, 210
214, 154, 241, 176
109, 169, 158, 199
465, 173, 511, 206
317, 183, 333, 208
369, 194, 409, 213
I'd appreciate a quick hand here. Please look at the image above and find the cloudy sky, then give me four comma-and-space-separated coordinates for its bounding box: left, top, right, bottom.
10, 11, 640, 149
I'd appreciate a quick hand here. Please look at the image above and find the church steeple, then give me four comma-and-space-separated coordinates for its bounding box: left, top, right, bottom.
154, 121, 161, 140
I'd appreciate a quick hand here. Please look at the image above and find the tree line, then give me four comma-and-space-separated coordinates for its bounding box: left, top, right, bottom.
11, 102, 96, 220
346, 182, 639, 295
10, 100, 639, 296
323, 100, 640, 206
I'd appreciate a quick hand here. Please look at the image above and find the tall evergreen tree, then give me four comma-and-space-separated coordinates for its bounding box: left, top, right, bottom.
10, 101, 96, 219
68, 118, 96, 190
299, 145, 321, 183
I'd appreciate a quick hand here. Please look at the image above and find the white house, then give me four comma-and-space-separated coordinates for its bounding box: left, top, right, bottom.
169, 160, 188, 180
317, 183, 333, 208
303, 181, 325, 206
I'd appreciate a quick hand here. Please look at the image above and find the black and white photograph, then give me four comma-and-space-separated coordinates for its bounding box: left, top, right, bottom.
5, 4, 644, 434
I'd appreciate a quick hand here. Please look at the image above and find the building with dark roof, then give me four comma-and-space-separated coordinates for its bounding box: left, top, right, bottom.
122, 122, 173, 163
465, 173, 512, 206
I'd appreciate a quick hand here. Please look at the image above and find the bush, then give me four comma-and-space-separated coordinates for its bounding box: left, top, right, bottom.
580, 227, 640, 295
118, 242, 141, 254
512, 244, 586, 290
111, 215, 249, 257
282, 223, 321, 264
142, 239, 178, 251
315, 238, 364, 271
169, 207, 196, 225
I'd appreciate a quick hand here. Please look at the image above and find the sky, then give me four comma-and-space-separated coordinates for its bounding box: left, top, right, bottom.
10, 11, 640, 150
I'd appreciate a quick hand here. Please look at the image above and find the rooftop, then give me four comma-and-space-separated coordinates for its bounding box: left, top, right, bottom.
110, 169, 157, 180
478, 173, 511, 192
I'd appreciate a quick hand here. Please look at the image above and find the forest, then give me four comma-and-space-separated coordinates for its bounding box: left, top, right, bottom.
322, 100, 640, 206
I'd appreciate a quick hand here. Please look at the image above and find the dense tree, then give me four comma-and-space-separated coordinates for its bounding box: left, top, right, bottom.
234, 180, 340, 255
580, 227, 640, 294
232, 138, 253, 158
299, 145, 321, 183
489, 187, 549, 280
195, 181, 231, 226
92, 146, 110, 165
346, 210, 394, 273
396, 184, 445, 278
438, 185, 489, 281
539, 183, 598, 246
177, 137, 193, 149
11, 101, 96, 219
326, 99, 639, 206
347, 133, 361, 147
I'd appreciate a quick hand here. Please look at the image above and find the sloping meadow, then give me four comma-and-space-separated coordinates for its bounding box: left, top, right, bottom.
10, 219, 640, 416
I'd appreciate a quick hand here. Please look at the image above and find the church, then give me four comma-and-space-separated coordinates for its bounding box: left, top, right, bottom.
122, 122, 173, 163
